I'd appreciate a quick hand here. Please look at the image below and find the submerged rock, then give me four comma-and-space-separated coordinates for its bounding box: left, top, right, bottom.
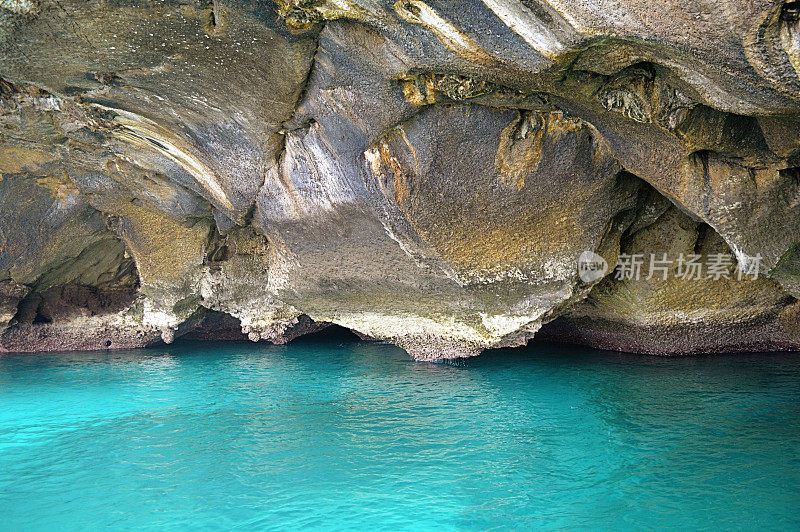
1, 0, 800, 359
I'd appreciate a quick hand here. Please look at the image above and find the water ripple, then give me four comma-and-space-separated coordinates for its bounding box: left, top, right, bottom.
1, 340, 799, 529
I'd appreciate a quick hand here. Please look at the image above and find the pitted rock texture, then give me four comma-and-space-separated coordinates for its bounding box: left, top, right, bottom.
1, 0, 800, 359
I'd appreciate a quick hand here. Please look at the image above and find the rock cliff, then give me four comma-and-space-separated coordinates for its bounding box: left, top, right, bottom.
2, 0, 800, 359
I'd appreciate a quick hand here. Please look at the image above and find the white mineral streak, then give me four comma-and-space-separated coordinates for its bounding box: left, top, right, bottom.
0, 0, 37, 14
141, 298, 182, 329
781, 10, 800, 79
332, 311, 491, 345
480, 0, 568, 59
364, 146, 420, 261
480, 312, 543, 338
268, 124, 356, 220
394, 0, 497, 65
90, 105, 235, 211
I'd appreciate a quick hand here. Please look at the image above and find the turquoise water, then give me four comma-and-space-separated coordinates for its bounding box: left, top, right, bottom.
1, 333, 799, 530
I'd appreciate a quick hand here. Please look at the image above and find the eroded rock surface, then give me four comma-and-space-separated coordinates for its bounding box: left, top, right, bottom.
2, 0, 800, 359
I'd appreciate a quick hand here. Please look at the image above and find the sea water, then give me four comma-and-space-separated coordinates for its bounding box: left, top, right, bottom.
1, 333, 799, 530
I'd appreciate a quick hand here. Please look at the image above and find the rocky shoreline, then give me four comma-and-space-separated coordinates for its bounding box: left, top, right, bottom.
2, 0, 800, 360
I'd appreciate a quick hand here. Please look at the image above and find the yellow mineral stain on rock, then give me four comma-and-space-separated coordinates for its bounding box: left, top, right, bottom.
371, 116, 613, 283
398, 76, 437, 106
112, 201, 213, 286
0, 146, 57, 174
375, 137, 411, 208
496, 112, 590, 190
275, 0, 369, 31
35, 173, 79, 203
495, 112, 545, 190
313, 0, 367, 21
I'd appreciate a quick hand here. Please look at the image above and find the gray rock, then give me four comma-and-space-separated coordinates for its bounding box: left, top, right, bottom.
2, 0, 800, 359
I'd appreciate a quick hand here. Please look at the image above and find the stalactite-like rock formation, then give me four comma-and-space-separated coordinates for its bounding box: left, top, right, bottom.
2, 0, 800, 359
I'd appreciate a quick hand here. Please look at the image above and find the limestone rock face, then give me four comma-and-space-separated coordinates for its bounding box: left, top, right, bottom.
1, 0, 800, 359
